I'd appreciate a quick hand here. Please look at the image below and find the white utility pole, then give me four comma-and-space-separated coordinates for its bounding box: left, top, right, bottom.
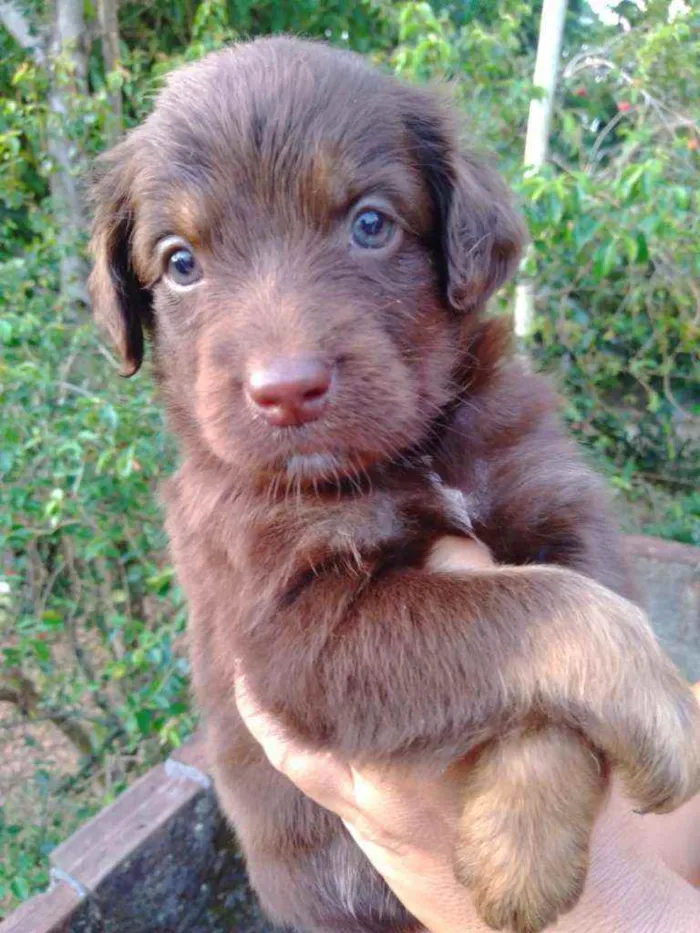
514, 0, 569, 341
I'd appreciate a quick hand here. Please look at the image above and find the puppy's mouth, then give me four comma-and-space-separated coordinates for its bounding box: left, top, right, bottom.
277, 448, 390, 489
284, 451, 374, 484
265, 410, 436, 489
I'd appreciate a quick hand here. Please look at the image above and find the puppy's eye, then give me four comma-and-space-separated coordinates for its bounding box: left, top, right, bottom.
351, 209, 396, 250
164, 246, 202, 287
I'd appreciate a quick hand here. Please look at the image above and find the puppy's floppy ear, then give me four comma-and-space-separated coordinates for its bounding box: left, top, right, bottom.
406, 110, 527, 313
444, 152, 527, 311
88, 137, 152, 376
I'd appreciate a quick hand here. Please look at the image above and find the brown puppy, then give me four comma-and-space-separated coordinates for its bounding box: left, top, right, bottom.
89, 37, 700, 933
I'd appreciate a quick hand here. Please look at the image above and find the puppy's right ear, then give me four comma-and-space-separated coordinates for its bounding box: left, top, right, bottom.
89, 139, 152, 376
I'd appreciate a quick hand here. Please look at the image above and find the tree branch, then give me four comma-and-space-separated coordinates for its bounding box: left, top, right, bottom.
0, 0, 46, 65
97, 0, 122, 144
0, 668, 94, 757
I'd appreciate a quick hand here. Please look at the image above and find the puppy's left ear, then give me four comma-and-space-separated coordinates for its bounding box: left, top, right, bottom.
88, 136, 153, 376
444, 151, 527, 312
407, 110, 527, 313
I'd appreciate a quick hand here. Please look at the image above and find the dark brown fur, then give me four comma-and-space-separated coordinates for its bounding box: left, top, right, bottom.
89, 37, 700, 933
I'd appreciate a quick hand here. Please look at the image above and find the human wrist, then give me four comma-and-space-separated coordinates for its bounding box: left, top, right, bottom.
543, 801, 699, 933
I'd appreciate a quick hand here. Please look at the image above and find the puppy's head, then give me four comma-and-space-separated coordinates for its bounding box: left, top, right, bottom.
90, 37, 524, 485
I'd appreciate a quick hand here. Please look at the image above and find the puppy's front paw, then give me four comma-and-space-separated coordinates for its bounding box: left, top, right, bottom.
551, 584, 700, 817
614, 671, 700, 815
454, 726, 606, 933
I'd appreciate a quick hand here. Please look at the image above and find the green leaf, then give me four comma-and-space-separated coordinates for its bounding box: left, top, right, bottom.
135, 709, 153, 736
10, 877, 30, 901
602, 239, 619, 277
635, 233, 649, 264
41, 610, 64, 628
32, 639, 51, 663
620, 164, 645, 199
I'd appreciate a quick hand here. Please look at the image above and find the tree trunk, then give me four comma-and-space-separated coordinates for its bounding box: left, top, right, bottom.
98, 0, 122, 146
514, 0, 569, 342
48, 0, 90, 302
1, 0, 91, 301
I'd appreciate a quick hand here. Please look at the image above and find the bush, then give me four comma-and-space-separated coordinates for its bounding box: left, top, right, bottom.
525, 12, 698, 493
1, 231, 194, 912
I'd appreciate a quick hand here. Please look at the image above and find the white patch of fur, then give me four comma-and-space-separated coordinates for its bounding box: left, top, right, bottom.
286, 452, 341, 478
461, 457, 490, 526
427, 470, 474, 532
328, 837, 362, 922
326, 837, 399, 925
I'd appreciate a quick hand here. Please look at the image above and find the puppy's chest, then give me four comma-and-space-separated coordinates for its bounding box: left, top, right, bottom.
245, 470, 476, 591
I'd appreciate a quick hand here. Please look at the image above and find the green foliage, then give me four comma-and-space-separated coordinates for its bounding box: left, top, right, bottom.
386, 0, 534, 165
1, 0, 698, 917
1, 231, 194, 913
524, 10, 699, 491
0, 58, 49, 255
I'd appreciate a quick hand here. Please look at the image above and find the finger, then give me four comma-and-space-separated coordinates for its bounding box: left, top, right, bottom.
426, 534, 495, 574
235, 674, 358, 818
281, 748, 359, 819
234, 672, 287, 753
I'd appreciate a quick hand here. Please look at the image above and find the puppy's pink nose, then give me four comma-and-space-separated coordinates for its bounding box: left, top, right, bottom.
246, 358, 333, 427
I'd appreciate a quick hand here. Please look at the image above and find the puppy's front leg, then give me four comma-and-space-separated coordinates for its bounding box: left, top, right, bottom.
240, 563, 700, 817
428, 537, 609, 932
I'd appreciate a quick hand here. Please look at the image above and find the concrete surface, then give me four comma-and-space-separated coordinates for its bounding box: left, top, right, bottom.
625, 535, 700, 682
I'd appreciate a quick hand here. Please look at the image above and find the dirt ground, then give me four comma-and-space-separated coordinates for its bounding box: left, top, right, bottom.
0, 702, 80, 810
